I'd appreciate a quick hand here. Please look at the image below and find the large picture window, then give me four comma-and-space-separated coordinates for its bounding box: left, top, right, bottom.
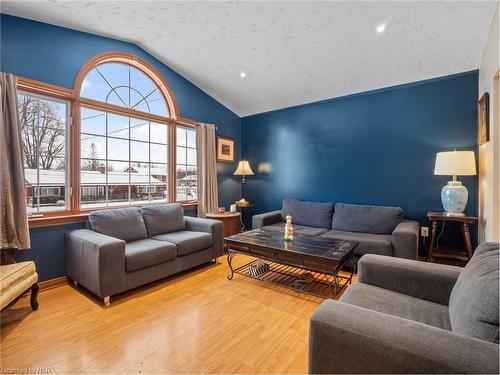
18, 93, 70, 214
80, 108, 168, 208
16, 52, 201, 226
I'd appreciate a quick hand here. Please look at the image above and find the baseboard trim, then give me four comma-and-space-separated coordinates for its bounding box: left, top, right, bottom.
39, 276, 69, 291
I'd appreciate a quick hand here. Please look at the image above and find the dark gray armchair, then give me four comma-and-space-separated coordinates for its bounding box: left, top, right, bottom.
309, 242, 499, 374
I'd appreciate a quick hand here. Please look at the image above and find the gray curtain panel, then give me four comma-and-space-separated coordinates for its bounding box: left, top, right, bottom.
196, 123, 219, 217
0, 73, 30, 249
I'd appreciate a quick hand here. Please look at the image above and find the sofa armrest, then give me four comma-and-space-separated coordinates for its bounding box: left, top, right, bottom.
252, 210, 282, 229
309, 300, 499, 374
185, 216, 223, 258
65, 229, 126, 298
358, 254, 462, 305
391, 220, 419, 259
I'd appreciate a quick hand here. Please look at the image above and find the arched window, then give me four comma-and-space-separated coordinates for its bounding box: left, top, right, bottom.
75, 52, 179, 119
75, 53, 193, 209
80, 62, 169, 117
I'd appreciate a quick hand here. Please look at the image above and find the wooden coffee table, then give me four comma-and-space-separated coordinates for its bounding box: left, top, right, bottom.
225, 228, 357, 298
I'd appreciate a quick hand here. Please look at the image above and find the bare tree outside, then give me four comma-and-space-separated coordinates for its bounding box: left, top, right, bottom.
18, 93, 69, 213
82, 142, 103, 171
18, 95, 65, 169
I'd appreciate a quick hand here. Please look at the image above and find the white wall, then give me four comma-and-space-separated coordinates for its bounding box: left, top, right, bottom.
478, 4, 500, 242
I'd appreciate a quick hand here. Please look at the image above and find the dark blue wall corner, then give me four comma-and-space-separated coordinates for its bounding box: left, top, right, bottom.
241, 71, 479, 249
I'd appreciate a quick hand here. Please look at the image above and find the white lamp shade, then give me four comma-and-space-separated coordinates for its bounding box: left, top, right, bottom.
434, 151, 476, 176
234, 160, 254, 176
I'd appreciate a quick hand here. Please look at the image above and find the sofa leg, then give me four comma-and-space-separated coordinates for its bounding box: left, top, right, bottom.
103, 296, 111, 306
30, 283, 39, 311
73, 280, 78, 287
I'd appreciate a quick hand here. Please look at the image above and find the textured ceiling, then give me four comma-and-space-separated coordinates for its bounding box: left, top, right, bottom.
1, 1, 497, 116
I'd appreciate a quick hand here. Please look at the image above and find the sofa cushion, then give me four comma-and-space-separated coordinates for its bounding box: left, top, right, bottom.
332, 203, 403, 234
341, 283, 451, 330
89, 207, 147, 242
320, 230, 392, 257
141, 203, 185, 236
281, 199, 334, 228
152, 231, 212, 257
125, 239, 177, 272
264, 222, 330, 236
449, 242, 499, 343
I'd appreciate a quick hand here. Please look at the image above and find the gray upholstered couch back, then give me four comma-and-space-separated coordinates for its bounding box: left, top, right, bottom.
280, 199, 403, 234
331, 203, 403, 234
281, 199, 334, 228
449, 242, 499, 343
87, 204, 186, 241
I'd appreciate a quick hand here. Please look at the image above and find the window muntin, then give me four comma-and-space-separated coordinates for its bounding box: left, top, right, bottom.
176, 127, 197, 202
80, 62, 169, 117
80, 107, 168, 209
18, 93, 70, 214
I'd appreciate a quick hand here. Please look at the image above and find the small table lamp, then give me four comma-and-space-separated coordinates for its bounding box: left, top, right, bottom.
234, 160, 254, 201
434, 150, 476, 216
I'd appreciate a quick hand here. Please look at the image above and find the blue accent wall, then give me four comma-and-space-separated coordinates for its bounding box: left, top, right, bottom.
1, 14, 240, 280
241, 71, 479, 248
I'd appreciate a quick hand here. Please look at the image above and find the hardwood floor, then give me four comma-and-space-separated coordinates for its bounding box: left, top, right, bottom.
1, 255, 350, 374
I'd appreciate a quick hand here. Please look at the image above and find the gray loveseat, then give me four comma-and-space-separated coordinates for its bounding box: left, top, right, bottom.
309, 242, 499, 374
66, 204, 223, 305
253, 199, 419, 260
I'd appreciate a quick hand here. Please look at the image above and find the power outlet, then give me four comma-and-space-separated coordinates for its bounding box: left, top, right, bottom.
421, 227, 429, 237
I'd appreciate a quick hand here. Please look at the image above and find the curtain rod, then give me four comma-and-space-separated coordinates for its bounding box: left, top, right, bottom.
175, 119, 218, 130
194, 123, 218, 130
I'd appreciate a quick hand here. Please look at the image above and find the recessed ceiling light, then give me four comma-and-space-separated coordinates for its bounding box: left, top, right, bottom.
376, 23, 386, 33
240, 71, 247, 78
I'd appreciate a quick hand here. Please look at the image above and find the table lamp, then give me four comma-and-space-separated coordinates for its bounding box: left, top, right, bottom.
434, 150, 476, 216
234, 160, 254, 202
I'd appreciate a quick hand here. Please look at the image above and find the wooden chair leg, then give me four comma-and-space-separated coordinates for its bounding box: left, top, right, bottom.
30, 283, 39, 311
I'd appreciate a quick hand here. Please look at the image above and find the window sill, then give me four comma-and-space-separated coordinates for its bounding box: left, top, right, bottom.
28, 202, 198, 229
28, 213, 89, 229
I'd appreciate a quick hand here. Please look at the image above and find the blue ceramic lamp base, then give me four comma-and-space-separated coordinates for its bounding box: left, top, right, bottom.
441, 179, 468, 216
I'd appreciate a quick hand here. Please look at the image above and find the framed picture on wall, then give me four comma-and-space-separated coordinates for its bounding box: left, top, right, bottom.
478, 92, 490, 145
217, 136, 235, 162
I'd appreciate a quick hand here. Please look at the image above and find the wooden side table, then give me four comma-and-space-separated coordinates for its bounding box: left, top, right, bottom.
205, 212, 242, 238
426, 212, 478, 262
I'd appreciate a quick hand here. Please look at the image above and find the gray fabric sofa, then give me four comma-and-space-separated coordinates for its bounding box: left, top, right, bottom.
66, 204, 223, 305
309, 242, 500, 374
252, 199, 419, 260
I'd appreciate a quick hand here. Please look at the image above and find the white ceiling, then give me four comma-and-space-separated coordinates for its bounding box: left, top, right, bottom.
1, 1, 498, 117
